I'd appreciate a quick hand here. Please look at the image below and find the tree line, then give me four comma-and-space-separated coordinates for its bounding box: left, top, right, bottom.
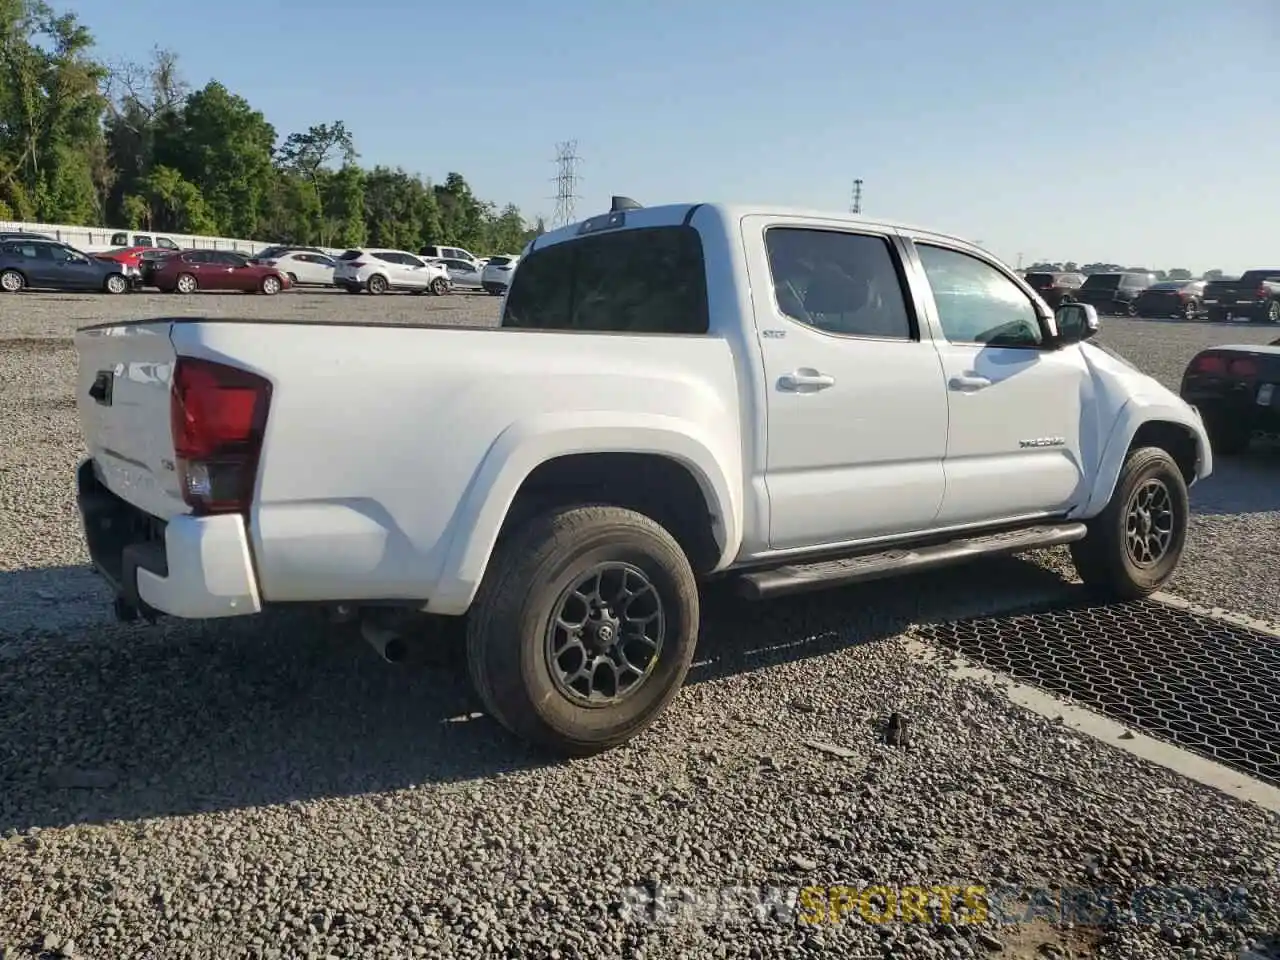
1025, 263, 1232, 282
0, 1, 541, 253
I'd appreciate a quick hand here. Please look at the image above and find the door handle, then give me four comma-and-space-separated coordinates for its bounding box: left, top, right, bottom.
949, 374, 992, 391
779, 370, 835, 391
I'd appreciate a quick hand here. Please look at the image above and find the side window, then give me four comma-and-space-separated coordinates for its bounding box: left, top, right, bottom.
764, 227, 913, 340
110, 232, 128, 246
48, 245, 78, 262
916, 244, 1044, 348
156, 237, 179, 250
502, 225, 709, 334
135, 235, 154, 248
183, 251, 208, 264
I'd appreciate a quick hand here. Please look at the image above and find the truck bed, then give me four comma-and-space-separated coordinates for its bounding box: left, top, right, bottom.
74, 317, 742, 613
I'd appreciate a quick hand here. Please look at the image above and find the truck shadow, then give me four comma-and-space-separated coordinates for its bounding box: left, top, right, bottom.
0, 554, 1084, 833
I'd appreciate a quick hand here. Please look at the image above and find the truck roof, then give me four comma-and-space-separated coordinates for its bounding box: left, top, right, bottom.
529, 201, 985, 258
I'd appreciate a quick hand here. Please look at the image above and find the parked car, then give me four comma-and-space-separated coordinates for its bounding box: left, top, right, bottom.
0, 238, 132, 293
1180, 337, 1280, 454
1075, 272, 1153, 316
420, 245, 483, 271
152, 249, 290, 294
1202, 269, 1280, 324
70, 197, 1212, 757
0, 230, 54, 242
1133, 280, 1206, 320
1023, 271, 1085, 308
434, 257, 484, 290
481, 255, 520, 296
139, 249, 180, 288
333, 248, 450, 295
253, 250, 337, 287
253, 244, 329, 261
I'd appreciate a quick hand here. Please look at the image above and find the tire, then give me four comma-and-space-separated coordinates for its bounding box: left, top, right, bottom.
103, 273, 129, 295
1267, 301, 1280, 325
261, 275, 282, 295
466, 504, 700, 756
1069, 446, 1189, 601
1124, 302, 1138, 317
0, 269, 24, 293
175, 273, 197, 294
430, 277, 449, 296
286, 272, 298, 285
367, 274, 388, 295
1183, 299, 1198, 321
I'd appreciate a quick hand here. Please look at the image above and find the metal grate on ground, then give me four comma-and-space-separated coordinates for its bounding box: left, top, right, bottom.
916, 600, 1280, 787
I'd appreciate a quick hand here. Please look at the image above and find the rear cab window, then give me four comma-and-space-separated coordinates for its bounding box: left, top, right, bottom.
502, 225, 709, 334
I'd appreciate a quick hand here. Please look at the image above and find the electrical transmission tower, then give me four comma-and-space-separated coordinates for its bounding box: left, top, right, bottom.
551, 141, 582, 228
849, 179, 863, 215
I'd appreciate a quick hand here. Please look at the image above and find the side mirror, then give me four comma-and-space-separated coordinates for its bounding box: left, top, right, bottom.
1055, 302, 1099, 344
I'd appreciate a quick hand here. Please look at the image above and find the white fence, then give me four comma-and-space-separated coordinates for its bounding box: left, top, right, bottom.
0, 220, 265, 254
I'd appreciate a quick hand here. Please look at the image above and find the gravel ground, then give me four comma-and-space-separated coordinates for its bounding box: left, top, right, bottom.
1, 292, 1278, 960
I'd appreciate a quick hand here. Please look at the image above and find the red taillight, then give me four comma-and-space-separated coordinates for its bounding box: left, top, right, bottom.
1191, 354, 1227, 375
170, 358, 272, 514
1230, 358, 1258, 378
1257, 286, 1269, 299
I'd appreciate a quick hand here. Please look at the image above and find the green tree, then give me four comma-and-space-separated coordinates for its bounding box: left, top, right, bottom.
158, 80, 275, 236
140, 164, 215, 233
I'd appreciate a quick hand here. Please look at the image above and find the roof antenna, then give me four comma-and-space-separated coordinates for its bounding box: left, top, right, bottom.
611, 196, 642, 212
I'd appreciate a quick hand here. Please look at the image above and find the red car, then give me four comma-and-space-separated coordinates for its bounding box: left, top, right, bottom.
153, 249, 291, 295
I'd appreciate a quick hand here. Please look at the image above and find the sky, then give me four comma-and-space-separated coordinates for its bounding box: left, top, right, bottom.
64, 0, 1278, 274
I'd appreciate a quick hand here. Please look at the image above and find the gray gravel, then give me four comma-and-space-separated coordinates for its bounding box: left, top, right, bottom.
2, 292, 1279, 959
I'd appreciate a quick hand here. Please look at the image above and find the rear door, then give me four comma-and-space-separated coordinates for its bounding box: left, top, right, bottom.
744, 216, 951, 549
74, 321, 187, 519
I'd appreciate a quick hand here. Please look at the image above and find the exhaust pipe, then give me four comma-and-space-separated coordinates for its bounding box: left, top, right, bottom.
360, 617, 409, 663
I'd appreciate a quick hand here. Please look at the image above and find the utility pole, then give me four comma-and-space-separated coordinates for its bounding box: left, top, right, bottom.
1017, 252, 1023, 270
849, 179, 863, 215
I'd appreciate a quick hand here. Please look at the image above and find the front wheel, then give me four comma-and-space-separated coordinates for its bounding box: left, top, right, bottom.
1069, 446, 1189, 600
466, 505, 700, 756
261, 275, 282, 295
1183, 299, 1199, 321
430, 277, 449, 296
175, 273, 198, 294
1267, 301, 1280, 325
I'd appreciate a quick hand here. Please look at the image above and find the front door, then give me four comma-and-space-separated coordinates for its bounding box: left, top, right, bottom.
908, 240, 1089, 526
745, 217, 951, 552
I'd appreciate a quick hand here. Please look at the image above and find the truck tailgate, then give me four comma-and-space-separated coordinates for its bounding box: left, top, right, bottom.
74, 321, 187, 520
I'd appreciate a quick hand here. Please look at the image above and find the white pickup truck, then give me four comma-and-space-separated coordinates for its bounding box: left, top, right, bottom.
73, 197, 1212, 755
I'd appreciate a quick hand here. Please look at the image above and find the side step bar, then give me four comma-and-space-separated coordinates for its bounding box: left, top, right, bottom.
736, 523, 1088, 601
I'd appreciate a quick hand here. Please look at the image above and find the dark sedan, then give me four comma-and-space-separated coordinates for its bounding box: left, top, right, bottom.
152, 249, 291, 294
1134, 280, 1206, 320
1180, 337, 1280, 455
0, 238, 132, 294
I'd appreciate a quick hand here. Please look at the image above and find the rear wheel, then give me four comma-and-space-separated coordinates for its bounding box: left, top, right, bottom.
261, 275, 282, 295
430, 277, 449, 296
104, 273, 129, 295
1070, 446, 1189, 600
1183, 299, 1198, 320
0, 269, 25, 293
466, 504, 699, 756
286, 272, 298, 285
175, 273, 197, 294
367, 274, 389, 295
1267, 301, 1280, 325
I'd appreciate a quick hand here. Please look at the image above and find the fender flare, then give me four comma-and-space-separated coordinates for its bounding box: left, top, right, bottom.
427, 411, 743, 615
1074, 398, 1212, 517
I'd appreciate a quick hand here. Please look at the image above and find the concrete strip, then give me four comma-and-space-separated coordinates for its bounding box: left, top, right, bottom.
1151, 590, 1280, 639
904, 638, 1280, 814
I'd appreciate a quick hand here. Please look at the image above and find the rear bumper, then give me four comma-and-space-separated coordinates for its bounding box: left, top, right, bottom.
76, 459, 262, 619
